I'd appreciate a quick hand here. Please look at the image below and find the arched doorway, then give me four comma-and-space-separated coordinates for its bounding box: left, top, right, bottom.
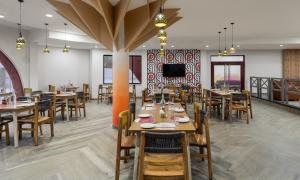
0, 50, 23, 96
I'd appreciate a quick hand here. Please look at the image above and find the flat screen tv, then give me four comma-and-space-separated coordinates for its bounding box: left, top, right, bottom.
163, 64, 186, 77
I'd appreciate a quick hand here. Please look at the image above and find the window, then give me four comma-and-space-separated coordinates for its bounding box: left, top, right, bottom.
129, 55, 142, 84
0, 63, 13, 93
103, 55, 113, 84
103, 55, 142, 84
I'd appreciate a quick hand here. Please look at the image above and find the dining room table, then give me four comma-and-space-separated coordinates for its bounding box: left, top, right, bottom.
0, 101, 35, 147
128, 102, 196, 180
208, 89, 238, 120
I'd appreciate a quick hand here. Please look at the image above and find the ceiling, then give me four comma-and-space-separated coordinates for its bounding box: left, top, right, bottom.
1, 0, 300, 50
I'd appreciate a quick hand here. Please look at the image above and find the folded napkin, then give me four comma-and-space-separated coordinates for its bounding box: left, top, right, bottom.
154, 123, 176, 128
139, 117, 155, 123
145, 107, 155, 111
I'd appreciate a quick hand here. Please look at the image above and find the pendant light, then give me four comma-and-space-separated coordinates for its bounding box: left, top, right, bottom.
229, 22, 236, 54
43, 23, 50, 53
16, 0, 25, 50
157, 28, 167, 40
159, 45, 165, 57
160, 38, 167, 46
63, 23, 70, 53
223, 27, 228, 56
154, 0, 167, 28
218, 31, 222, 56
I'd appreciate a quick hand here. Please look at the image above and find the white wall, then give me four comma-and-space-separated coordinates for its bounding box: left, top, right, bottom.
0, 26, 30, 88
201, 50, 283, 90
35, 46, 90, 91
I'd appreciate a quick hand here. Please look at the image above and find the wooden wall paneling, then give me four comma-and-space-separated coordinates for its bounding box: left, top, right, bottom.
47, 0, 94, 38
69, 0, 113, 50
283, 50, 300, 79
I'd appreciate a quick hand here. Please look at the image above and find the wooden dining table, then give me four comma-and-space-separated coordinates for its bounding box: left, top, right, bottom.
129, 103, 196, 180
0, 102, 35, 147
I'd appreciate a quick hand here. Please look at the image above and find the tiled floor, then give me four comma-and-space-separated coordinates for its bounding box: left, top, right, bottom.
0, 99, 299, 180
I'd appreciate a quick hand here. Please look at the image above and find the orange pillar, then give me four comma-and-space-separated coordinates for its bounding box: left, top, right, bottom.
112, 48, 129, 127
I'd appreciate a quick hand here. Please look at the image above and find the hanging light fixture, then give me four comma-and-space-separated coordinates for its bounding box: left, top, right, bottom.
154, 0, 167, 28
157, 28, 167, 40
16, 0, 25, 50
63, 23, 70, 53
223, 27, 228, 56
160, 38, 167, 46
43, 23, 50, 53
229, 22, 236, 54
218, 31, 222, 56
159, 45, 165, 57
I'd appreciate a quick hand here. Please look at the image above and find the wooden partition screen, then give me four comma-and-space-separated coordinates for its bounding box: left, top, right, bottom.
283, 50, 300, 79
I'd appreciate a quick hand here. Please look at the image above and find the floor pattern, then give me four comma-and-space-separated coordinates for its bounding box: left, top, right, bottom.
0, 99, 300, 180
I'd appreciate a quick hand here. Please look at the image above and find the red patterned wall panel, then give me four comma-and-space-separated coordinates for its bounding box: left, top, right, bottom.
147, 49, 201, 91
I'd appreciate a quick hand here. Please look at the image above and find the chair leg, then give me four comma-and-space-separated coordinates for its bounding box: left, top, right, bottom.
84, 107, 86, 117
115, 150, 121, 180
39, 125, 43, 135
79, 108, 82, 117
97, 96, 99, 104
18, 124, 23, 139
207, 147, 213, 180
0, 125, 3, 140
250, 105, 253, 119
246, 111, 249, 124
61, 106, 65, 120
5, 124, 10, 145
199, 146, 204, 161
34, 123, 38, 146
50, 123, 54, 137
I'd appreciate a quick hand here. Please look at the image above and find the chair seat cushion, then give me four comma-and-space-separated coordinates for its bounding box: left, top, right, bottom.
121, 136, 135, 148
143, 153, 184, 177
18, 116, 51, 124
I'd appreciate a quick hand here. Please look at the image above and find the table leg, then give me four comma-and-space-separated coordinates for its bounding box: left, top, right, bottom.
133, 133, 140, 180
66, 98, 69, 121
222, 96, 225, 120
187, 136, 192, 180
12, 112, 18, 147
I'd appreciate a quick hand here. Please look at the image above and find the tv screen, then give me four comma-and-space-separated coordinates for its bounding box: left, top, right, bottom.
163, 64, 186, 77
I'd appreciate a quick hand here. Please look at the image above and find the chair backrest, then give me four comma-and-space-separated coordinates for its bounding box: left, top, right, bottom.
242, 90, 251, 102
40, 93, 56, 111
48, 85, 56, 92
76, 91, 85, 104
141, 131, 187, 153
37, 99, 53, 116
23, 88, 32, 97
32, 91, 42, 96
83, 83, 90, 93
163, 93, 170, 102
154, 93, 162, 103
98, 84, 103, 94
118, 110, 130, 142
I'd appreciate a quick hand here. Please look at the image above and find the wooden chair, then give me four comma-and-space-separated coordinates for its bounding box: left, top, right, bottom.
203, 89, 221, 117
194, 84, 202, 102
189, 110, 213, 180
0, 116, 12, 145
105, 85, 113, 104
115, 110, 135, 180
97, 84, 105, 104
69, 92, 86, 117
40, 93, 60, 122
138, 131, 189, 180
129, 102, 136, 124
228, 93, 249, 124
142, 89, 152, 106
242, 90, 253, 119
23, 88, 32, 97
48, 85, 56, 92
180, 90, 188, 110
83, 83, 90, 102
18, 100, 54, 146
129, 85, 137, 103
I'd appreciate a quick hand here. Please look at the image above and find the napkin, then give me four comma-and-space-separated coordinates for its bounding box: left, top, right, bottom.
139, 117, 155, 123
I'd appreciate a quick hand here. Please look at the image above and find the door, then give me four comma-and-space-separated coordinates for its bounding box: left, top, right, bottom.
211, 55, 245, 91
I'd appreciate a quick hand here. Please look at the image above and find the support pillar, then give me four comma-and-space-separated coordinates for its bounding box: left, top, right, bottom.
112, 48, 129, 127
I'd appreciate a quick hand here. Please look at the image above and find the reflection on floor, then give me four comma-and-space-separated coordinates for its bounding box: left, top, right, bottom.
0, 99, 300, 180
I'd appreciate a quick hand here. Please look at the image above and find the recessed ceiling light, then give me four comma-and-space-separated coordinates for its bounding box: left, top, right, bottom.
142, 45, 146, 48
0, 15, 5, 18
171, 45, 175, 48
236, 45, 240, 48
279, 44, 284, 47
45, 14, 53, 18
205, 45, 209, 48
